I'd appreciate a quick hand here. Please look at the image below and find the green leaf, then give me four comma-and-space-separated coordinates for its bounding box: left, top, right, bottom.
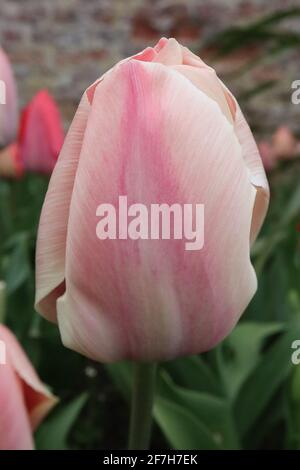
3, 233, 31, 293
157, 371, 239, 449
286, 366, 300, 449
164, 355, 220, 395
154, 396, 220, 450
35, 394, 88, 450
234, 323, 300, 437
0, 180, 13, 241
280, 182, 300, 227
218, 322, 284, 399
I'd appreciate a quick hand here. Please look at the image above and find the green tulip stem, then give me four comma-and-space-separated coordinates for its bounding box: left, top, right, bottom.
128, 362, 157, 450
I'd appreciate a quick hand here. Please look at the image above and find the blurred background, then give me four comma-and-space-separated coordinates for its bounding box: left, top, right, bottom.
0, 0, 300, 450
1, 0, 300, 131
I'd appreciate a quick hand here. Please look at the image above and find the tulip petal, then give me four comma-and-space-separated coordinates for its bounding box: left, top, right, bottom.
213, 81, 269, 242
35, 93, 90, 321
0, 358, 33, 449
132, 47, 157, 62
56, 59, 258, 362
153, 38, 183, 65
154, 37, 169, 53
0, 326, 57, 431
172, 64, 234, 124
233, 102, 269, 243
0, 326, 57, 449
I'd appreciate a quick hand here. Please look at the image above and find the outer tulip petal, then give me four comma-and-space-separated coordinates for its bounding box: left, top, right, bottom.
213, 81, 269, 243
0, 325, 57, 449
56, 60, 257, 362
172, 65, 234, 124
179, 45, 268, 226
233, 101, 269, 243
35, 93, 90, 321
18, 90, 64, 174
0, 48, 18, 147
0, 326, 57, 430
0, 357, 33, 450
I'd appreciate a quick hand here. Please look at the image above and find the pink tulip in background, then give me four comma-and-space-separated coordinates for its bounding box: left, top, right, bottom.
0, 47, 18, 148
17, 90, 64, 174
35, 38, 269, 363
259, 126, 300, 171
0, 90, 64, 178
0, 325, 57, 450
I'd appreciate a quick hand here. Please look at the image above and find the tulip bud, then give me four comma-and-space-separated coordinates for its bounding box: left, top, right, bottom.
0, 325, 57, 449
17, 90, 64, 174
35, 38, 269, 362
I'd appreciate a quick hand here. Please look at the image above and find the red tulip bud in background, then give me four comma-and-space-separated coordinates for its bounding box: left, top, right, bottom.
0, 90, 64, 178
35, 38, 269, 363
17, 90, 64, 175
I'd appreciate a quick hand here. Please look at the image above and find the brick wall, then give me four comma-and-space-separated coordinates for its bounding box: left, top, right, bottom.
0, 0, 299, 134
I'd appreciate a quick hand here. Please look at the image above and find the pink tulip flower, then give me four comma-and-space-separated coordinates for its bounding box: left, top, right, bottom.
35, 38, 269, 362
0, 325, 57, 450
17, 90, 64, 174
272, 126, 300, 159
0, 48, 18, 147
